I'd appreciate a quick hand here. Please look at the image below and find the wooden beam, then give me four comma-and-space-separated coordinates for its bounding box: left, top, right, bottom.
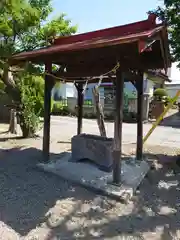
56, 61, 152, 79
113, 68, 124, 184
52, 70, 142, 84
55, 62, 116, 78
136, 71, 144, 160
75, 82, 84, 135
42, 63, 54, 162
53, 56, 149, 80
51, 43, 138, 64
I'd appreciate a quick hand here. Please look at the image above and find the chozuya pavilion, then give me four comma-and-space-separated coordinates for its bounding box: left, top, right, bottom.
10, 13, 171, 200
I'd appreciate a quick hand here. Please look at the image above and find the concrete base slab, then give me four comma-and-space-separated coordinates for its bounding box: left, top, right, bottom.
37, 153, 150, 201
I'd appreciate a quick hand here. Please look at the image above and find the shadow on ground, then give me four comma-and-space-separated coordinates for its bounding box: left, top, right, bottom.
0, 147, 179, 239
0, 147, 76, 237
160, 111, 180, 128
0, 135, 41, 142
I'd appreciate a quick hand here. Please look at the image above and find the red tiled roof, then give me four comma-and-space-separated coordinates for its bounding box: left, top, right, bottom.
11, 26, 163, 60
53, 13, 157, 45
10, 13, 170, 70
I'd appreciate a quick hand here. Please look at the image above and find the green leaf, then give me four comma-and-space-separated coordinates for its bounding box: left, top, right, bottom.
0, 0, 77, 136
150, 0, 180, 67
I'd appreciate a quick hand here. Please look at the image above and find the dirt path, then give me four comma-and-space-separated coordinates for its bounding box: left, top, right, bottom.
0, 127, 180, 239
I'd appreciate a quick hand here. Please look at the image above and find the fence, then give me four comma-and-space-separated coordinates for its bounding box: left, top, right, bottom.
54, 98, 93, 107
56, 98, 68, 106
59, 96, 150, 121
84, 99, 93, 106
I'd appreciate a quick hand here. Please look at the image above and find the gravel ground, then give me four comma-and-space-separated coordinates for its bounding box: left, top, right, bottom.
0, 125, 180, 239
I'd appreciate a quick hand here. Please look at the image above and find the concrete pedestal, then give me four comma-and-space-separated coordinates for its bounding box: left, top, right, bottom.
37, 153, 150, 202
71, 134, 114, 172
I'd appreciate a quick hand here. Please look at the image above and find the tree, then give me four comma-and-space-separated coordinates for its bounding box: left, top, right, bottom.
150, 0, 180, 67
153, 88, 168, 101
0, 0, 77, 137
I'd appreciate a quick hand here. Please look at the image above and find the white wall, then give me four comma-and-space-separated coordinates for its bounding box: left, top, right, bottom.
124, 73, 155, 98
52, 83, 66, 99
52, 82, 77, 99
66, 83, 77, 98
165, 84, 180, 99
144, 73, 155, 97
169, 63, 180, 82
59, 83, 67, 98
52, 73, 155, 100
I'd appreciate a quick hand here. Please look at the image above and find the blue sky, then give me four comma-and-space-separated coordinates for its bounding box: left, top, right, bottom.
51, 0, 179, 81
51, 0, 163, 33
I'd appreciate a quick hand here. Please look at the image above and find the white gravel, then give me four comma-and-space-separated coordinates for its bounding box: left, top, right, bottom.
0, 138, 179, 240
0, 116, 180, 240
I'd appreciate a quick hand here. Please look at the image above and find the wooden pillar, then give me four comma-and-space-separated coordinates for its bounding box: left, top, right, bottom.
136, 71, 144, 160
113, 69, 124, 184
42, 63, 53, 162
75, 82, 84, 135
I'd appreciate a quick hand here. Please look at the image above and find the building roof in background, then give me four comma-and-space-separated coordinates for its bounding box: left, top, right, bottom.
165, 83, 180, 87
147, 70, 171, 82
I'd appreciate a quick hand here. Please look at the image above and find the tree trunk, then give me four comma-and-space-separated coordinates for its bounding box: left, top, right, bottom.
18, 113, 36, 138
1, 67, 38, 138
92, 86, 106, 137
8, 108, 17, 134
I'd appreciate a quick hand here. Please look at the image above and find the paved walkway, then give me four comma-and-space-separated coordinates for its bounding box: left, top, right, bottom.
45, 116, 180, 148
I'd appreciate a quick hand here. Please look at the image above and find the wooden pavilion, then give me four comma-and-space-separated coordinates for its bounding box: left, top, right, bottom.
10, 13, 171, 184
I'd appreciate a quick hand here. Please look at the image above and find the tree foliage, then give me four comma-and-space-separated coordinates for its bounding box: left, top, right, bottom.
150, 0, 180, 67
153, 88, 168, 98
0, 0, 77, 137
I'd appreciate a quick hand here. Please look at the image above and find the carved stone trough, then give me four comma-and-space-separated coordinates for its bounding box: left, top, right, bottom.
71, 134, 114, 172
